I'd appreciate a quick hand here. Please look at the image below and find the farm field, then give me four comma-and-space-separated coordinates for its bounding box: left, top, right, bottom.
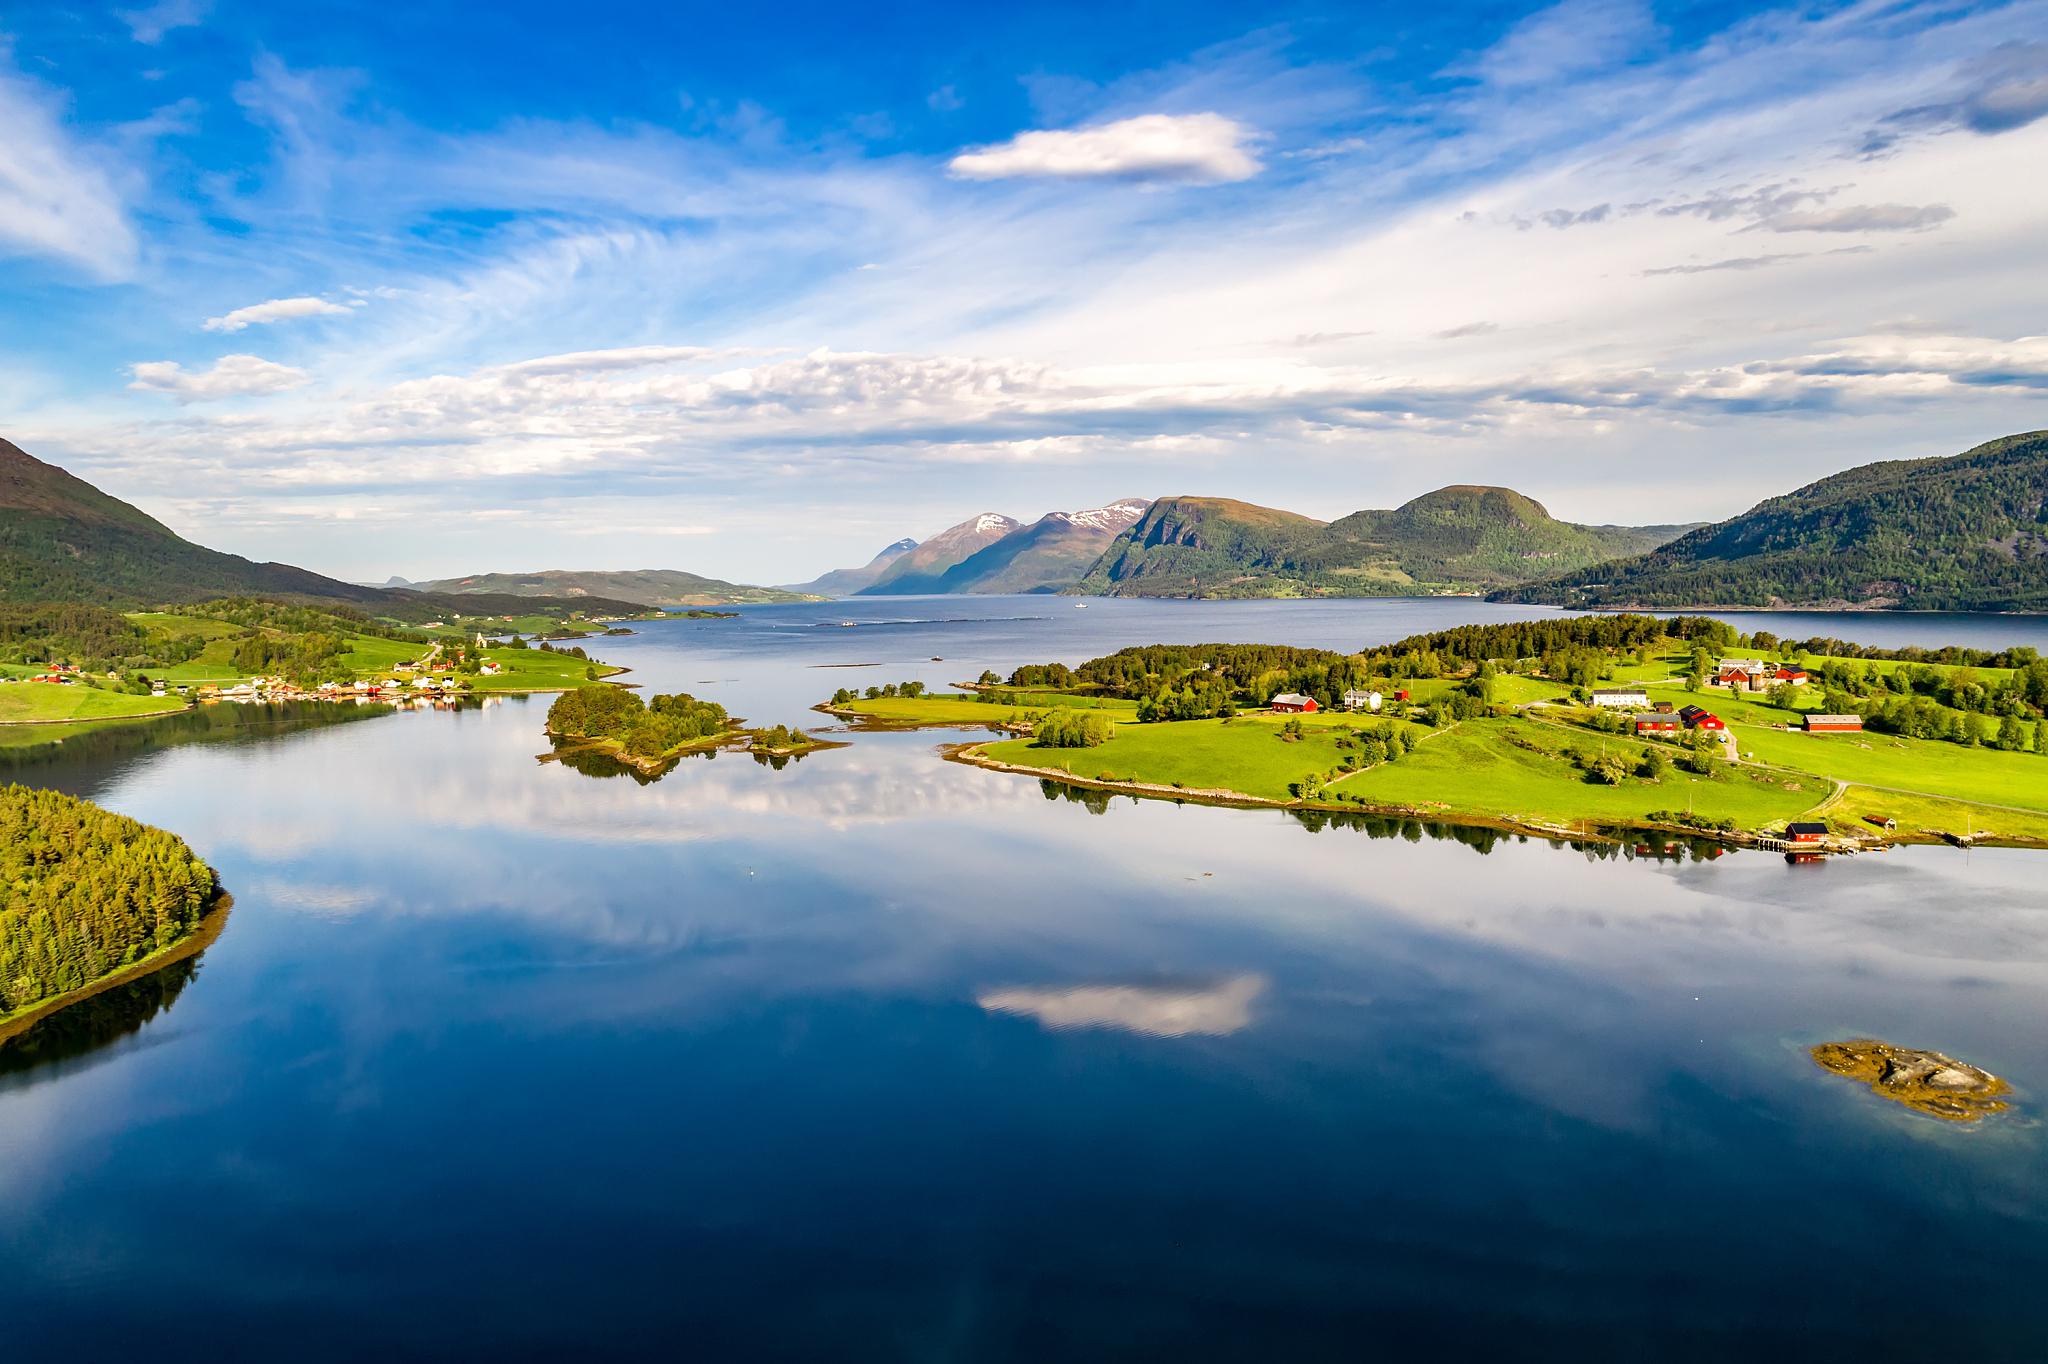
0, 682, 181, 725
469, 647, 618, 692
1735, 723, 2048, 813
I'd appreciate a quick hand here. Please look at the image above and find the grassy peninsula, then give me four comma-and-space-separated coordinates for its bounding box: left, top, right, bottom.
823, 618, 2048, 847
0, 784, 221, 1029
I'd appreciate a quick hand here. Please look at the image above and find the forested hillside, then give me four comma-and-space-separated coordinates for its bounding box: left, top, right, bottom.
1, 785, 219, 1019
1, 439, 649, 621
1498, 431, 2048, 611
1073, 489, 1687, 598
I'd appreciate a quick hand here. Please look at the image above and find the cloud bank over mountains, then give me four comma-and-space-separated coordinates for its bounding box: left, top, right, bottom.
2, 0, 2044, 581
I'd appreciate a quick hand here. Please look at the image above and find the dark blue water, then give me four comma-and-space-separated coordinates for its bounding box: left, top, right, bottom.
4, 598, 2047, 1360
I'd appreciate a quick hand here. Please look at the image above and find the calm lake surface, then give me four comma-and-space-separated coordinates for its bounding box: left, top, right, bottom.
5, 597, 2048, 1360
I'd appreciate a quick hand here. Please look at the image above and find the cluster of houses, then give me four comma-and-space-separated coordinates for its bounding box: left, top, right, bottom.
1714, 658, 1810, 690
1268, 688, 1414, 714
193, 673, 477, 705
1625, 698, 1728, 738
5, 663, 88, 686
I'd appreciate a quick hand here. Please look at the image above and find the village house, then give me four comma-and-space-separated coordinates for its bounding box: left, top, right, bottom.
1786, 822, 1828, 845
1591, 687, 1651, 709
1715, 659, 1812, 691
1634, 713, 1684, 736
1270, 692, 1318, 714
1341, 689, 1380, 712
1678, 705, 1726, 732
1804, 713, 1863, 733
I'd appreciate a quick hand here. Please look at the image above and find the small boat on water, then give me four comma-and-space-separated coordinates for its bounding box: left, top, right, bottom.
1073, 603, 1088, 609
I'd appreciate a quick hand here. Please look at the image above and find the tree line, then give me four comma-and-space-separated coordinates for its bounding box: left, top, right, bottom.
546, 685, 733, 759
1, 784, 218, 1018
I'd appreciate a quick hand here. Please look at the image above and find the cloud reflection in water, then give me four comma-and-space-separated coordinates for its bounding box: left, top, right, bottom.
978, 975, 1265, 1037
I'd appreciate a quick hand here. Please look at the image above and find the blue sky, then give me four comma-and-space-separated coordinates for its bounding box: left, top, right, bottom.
3, 0, 2045, 583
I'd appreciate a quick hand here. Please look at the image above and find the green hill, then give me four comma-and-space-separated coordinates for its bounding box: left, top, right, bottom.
1073, 490, 1688, 598
1496, 431, 2048, 612
409, 568, 817, 607
0, 438, 395, 608
0, 439, 650, 621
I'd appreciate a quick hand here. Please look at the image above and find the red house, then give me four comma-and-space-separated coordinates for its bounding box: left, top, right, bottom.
1804, 713, 1863, 733
1695, 713, 1727, 732
1392, 689, 1411, 702
1786, 822, 1828, 844
1634, 714, 1683, 736
1678, 705, 1725, 731
1270, 692, 1318, 713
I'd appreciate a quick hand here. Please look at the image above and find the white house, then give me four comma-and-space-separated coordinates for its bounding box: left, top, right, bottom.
1590, 687, 1651, 709
1341, 688, 1382, 712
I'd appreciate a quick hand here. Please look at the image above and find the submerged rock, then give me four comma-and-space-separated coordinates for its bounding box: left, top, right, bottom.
1811, 1039, 2011, 1122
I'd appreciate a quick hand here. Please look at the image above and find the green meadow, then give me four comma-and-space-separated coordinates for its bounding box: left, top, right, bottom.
0, 682, 182, 725
1735, 723, 2048, 813
469, 647, 618, 692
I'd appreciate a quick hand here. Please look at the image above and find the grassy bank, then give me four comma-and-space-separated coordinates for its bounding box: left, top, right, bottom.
825, 686, 2048, 847
0, 681, 185, 725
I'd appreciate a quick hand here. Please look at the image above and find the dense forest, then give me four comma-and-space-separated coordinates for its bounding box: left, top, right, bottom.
1499, 431, 2048, 611
0, 602, 148, 666
1, 784, 219, 1019
546, 685, 733, 758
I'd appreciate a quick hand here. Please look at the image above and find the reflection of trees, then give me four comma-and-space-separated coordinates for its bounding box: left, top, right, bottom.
1039, 779, 1113, 815
0, 701, 394, 794
0, 953, 203, 1080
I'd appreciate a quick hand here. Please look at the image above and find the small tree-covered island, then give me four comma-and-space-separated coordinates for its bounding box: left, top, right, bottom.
822, 615, 2048, 850
545, 685, 842, 775
1, 784, 223, 1031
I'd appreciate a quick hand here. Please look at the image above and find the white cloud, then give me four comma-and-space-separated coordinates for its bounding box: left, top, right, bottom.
948, 113, 1262, 184
202, 296, 354, 332
117, 0, 212, 44
128, 354, 311, 403
0, 65, 138, 279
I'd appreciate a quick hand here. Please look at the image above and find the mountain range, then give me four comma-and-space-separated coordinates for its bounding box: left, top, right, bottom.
12, 430, 2046, 616
838, 500, 1154, 595
1494, 430, 2048, 612
402, 568, 817, 607
794, 488, 1694, 600
1076, 488, 1695, 598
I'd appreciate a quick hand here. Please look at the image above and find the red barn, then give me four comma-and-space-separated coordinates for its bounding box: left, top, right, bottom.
1805, 713, 1862, 733
1634, 714, 1683, 736
1270, 692, 1317, 713
1786, 822, 1828, 844
1694, 713, 1727, 732
1392, 689, 1411, 702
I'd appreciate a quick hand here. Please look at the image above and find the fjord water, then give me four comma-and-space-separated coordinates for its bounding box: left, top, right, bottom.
5, 599, 2048, 1359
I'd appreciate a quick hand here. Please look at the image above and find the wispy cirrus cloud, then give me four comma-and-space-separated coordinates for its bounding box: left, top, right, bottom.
0, 62, 137, 280
203, 296, 355, 331
948, 112, 1262, 184
116, 0, 212, 45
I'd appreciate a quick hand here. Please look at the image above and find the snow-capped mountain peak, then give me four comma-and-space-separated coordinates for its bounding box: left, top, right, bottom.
1056, 498, 1151, 532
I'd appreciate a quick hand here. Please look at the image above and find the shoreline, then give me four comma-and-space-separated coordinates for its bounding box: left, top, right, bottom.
0, 894, 232, 1046
820, 704, 2043, 852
